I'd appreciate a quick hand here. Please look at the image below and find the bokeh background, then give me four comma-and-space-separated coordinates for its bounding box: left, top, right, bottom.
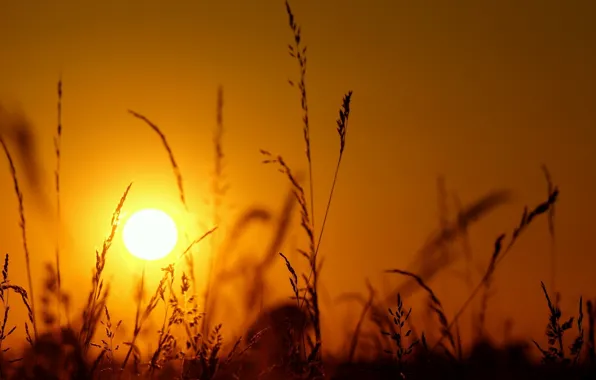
0, 0, 595, 358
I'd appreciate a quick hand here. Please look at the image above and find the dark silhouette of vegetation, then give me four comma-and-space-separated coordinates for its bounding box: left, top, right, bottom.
0, 1, 592, 379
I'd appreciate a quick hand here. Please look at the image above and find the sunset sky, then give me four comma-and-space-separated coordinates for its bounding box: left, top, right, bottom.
0, 0, 595, 356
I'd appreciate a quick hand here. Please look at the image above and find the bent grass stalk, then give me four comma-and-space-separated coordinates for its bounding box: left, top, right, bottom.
128, 110, 187, 211
432, 187, 558, 353
127, 109, 204, 332
541, 164, 557, 295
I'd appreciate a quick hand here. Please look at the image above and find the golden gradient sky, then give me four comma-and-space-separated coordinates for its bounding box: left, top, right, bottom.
0, 0, 595, 356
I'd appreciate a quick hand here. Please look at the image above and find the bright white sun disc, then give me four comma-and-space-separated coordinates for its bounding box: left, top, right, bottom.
122, 209, 178, 260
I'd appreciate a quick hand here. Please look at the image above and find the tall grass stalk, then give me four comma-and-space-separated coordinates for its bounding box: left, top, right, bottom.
54, 78, 63, 327
285, 0, 314, 232
0, 137, 37, 341
273, 2, 354, 368
79, 183, 132, 354
203, 86, 227, 338
313, 91, 352, 259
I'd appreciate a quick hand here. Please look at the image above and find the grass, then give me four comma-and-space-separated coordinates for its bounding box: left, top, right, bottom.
0, 136, 37, 343
0, 1, 594, 379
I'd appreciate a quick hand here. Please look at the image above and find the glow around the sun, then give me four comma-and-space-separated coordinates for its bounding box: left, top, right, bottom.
122, 208, 178, 261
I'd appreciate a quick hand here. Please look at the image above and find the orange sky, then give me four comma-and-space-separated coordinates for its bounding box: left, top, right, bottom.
0, 0, 595, 358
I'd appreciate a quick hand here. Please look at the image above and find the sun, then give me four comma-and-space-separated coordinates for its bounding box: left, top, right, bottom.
122, 208, 178, 261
